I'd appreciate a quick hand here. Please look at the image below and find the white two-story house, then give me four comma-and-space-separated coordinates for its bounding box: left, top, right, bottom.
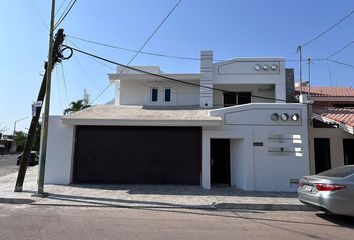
45, 51, 309, 192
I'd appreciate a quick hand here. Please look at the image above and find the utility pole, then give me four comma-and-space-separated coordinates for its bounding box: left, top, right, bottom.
14, 70, 47, 192
297, 46, 303, 95
308, 58, 311, 101
14, 0, 65, 193
37, 0, 56, 196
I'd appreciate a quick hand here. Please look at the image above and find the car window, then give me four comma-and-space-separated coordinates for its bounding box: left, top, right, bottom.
318, 166, 354, 178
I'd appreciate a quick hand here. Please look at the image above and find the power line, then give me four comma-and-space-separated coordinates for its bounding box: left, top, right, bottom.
55, 0, 68, 16
301, 9, 354, 48
328, 59, 354, 69
91, 0, 183, 104
28, 0, 49, 30
67, 35, 321, 63
65, 45, 293, 103
326, 41, 354, 59
54, 0, 77, 29
60, 62, 69, 104
67, 35, 215, 61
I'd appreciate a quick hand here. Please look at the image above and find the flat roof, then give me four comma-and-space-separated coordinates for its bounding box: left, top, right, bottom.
61, 105, 222, 126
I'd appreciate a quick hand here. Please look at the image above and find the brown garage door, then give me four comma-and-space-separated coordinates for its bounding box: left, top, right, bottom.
73, 126, 201, 184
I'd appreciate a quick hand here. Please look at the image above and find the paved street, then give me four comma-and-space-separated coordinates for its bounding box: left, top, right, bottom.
0, 154, 19, 177
0, 204, 353, 240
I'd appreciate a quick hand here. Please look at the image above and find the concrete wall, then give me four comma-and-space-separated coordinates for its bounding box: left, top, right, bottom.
309, 126, 354, 174
119, 79, 200, 106
44, 116, 74, 184
213, 58, 286, 102
213, 84, 275, 107
202, 103, 309, 192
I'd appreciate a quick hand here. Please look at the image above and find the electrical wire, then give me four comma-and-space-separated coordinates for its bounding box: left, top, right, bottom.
328, 59, 354, 69
55, 67, 63, 111
67, 34, 321, 63
60, 62, 69, 104
68, 38, 153, 91
326, 41, 354, 59
55, 0, 67, 16
90, 0, 183, 104
65, 45, 295, 103
301, 9, 354, 48
28, 0, 49, 31
54, 0, 77, 29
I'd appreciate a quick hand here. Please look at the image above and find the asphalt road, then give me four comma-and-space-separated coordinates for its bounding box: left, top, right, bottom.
0, 205, 353, 240
0, 154, 19, 177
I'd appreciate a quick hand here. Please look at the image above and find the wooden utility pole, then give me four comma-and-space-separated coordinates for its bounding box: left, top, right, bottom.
15, 0, 65, 194
14, 70, 47, 192
37, 0, 56, 196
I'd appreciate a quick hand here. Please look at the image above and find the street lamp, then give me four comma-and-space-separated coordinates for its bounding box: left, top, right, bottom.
13, 117, 30, 137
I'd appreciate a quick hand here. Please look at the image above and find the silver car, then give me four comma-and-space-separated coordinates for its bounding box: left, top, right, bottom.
298, 165, 354, 216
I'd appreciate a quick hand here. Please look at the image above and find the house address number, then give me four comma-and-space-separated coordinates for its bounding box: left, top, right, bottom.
253, 142, 264, 147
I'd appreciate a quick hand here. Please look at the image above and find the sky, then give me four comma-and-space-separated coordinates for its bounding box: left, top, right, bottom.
1, 0, 354, 133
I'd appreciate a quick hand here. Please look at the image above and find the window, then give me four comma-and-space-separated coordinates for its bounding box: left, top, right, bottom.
223, 92, 251, 107
164, 88, 171, 102
151, 88, 158, 102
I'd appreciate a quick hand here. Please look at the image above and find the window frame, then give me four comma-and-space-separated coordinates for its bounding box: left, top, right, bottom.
151, 87, 158, 102
164, 88, 171, 102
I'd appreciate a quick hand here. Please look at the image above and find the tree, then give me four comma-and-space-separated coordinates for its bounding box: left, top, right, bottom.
14, 131, 27, 152
63, 90, 91, 115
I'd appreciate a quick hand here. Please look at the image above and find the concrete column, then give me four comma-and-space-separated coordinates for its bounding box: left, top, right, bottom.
200, 51, 213, 108
202, 134, 211, 189
115, 80, 120, 105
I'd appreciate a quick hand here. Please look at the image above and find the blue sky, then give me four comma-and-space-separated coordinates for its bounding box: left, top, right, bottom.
1, 0, 354, 132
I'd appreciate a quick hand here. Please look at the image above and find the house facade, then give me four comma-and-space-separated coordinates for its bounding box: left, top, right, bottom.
296, 86, 354, 174
45, 51, 310, 192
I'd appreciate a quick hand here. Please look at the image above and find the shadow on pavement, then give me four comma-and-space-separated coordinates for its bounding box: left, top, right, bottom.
49, 184, 298, 198
0, 198, 35, 204
31, 192, 309, 211
316, 213, 354, 229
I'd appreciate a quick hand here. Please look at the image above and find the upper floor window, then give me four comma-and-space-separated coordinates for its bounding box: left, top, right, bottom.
223, 92, 251, 107
151, 88, 158, 102
164, 88, 171, 102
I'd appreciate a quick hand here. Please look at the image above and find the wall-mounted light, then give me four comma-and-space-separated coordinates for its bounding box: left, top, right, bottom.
271, 64, 278, 70
271, 113, 279, 121
291, 113, 300, 121
280, 113, 289, 121
254, 64, 261, 71
263, 64, 269, 70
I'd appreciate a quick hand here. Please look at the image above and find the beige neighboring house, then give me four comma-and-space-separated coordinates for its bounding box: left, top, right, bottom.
296, 86, 354, 174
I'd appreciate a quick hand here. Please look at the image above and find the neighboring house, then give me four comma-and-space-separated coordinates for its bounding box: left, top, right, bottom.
45, 51, 309, 192
296, 86, 354, 174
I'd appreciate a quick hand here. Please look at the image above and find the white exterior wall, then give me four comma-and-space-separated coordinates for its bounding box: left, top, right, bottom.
119, 79, 200, 106
213, 84, 275, 107
202, 103, 309, 192
45, 116, 74, 184
213, 58, 286, 102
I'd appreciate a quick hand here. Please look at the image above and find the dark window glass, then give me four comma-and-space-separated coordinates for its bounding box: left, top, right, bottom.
223, 92, 237, 107
165, 89, 171, 102
238, 92, 251, 105
318, 166, 354, 178
151, 88, 158, 102
314, 138, 331, 174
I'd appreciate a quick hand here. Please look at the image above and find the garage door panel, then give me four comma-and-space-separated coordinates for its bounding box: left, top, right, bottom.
73, 126, 201, 184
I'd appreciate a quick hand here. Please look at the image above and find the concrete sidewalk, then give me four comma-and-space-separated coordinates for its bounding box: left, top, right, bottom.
0, 166, 314, 211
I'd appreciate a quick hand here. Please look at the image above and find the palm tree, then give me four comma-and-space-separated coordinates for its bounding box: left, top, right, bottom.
63, 99, 91, 115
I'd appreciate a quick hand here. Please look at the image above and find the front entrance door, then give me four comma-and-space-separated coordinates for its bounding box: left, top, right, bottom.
343, 139, 354, 165
211, 139, 230, 185
314, 138, 331, 174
